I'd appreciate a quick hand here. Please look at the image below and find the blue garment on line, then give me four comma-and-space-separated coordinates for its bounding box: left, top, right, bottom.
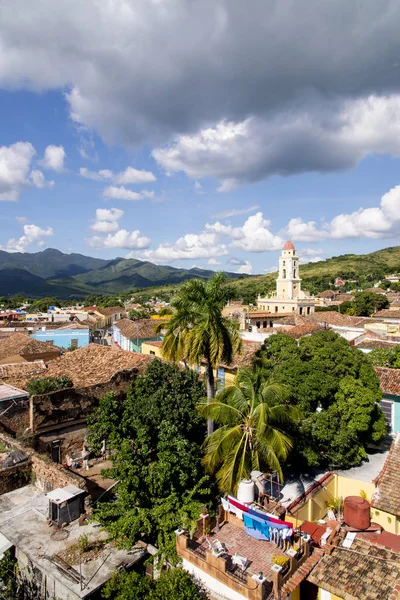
243, 513, 270, 541
248, 507, 288, 530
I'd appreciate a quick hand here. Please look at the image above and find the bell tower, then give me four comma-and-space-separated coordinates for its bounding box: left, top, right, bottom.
276, 240, 302, 299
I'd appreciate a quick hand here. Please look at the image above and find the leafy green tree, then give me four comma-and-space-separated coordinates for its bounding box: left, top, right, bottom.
368, 348, 396, 368
26, 375, 73, 396
29, 296, 59, 313
257, 331, 386, 469
379, 280, 391, 290
159, 273, 241, 435
353, 292, 389, 316
90, 360, 210, 560
198, 368, 298, 494
102, 568, 203, 600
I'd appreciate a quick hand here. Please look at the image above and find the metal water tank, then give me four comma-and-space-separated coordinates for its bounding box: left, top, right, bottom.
343, 496, 371, 530
237, 479, 255, 505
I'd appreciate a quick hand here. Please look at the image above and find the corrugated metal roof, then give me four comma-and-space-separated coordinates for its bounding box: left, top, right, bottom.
0, 383, 28, 403
47, 485, 84, 504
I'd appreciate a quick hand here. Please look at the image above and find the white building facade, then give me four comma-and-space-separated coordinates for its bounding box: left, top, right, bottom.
257, 241, 316, 316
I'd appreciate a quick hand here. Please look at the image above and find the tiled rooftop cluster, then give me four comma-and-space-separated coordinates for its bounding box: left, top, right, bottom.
371, 433, 400, 516
0, 333, 61, 362
307, 537, 400, 600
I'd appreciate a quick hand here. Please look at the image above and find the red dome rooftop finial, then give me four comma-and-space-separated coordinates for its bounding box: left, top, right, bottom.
283, 240, 295, 251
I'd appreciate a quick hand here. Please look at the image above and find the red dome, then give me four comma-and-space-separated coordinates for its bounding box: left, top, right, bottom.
283, 240, 295, 250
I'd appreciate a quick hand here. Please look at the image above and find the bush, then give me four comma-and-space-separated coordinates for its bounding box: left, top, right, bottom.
26, 375, 73, 395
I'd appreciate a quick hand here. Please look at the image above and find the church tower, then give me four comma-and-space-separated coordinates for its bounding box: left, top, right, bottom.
276, 241, 301, 299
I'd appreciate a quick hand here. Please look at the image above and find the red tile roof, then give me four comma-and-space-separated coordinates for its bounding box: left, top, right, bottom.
307, 537, 400, 600
374, 367, 400, 396
371, 433, 400, 517
284, 323, 322, 339
374, 309, 400, 319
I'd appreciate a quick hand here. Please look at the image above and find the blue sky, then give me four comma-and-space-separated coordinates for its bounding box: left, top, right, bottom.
1, 0, 400, 275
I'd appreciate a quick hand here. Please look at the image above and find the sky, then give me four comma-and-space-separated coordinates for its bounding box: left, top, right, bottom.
1, 1, 400, 275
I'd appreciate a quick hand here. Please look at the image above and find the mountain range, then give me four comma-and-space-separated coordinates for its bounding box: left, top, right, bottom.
0, 249, 246, 298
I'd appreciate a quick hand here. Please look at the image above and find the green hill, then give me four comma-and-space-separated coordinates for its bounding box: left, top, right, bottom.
0, 249, 247, 298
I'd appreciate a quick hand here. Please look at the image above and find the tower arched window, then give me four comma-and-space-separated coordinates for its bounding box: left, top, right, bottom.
283, 268, 286, 279
293, 268, 296, 278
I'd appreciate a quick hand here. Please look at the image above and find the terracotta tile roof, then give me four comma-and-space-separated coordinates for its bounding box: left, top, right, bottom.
143, 340, 163, 348
374, 367, 400, 396
220, 341, 261, 370
308, 311, 379, 328
335, 293, 355, 302
356, 339, 400, 349
316, 290, 336, 298
364, 287, 387, 294
0, 361, 47, 390
371, 433, 400, 517
96, 306, 125, 317
43, 343, 154, 388
0, 333, 61, 362
307, 537, 400, 600
358, 531, 400, 553
374, 309, 400, 319
274, 314, 309, 326
284, 323, 322, 339
281, 549, 324, 596
114, 318, 167, 340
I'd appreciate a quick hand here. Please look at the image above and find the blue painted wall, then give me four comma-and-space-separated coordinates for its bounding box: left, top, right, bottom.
31, 329, 90, 349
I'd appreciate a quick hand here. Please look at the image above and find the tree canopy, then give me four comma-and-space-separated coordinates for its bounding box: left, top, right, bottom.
102, 568, 204, 600
88, 359, 211, 561
256, 330, 386, 468
26, 375, 73, 396
368, 346, 400, 369
198, 368, 299, 494
160, 273, 241, 435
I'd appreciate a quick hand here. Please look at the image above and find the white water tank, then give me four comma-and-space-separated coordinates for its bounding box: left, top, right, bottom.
237, 479, 255, 505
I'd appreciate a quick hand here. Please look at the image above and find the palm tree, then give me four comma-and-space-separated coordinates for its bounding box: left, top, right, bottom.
197, 368, 299, 495
158, 273, 241, 435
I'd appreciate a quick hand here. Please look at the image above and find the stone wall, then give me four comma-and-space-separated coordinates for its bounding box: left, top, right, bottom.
0, 397, 30, 437
0, 460, 32, 495
0, 431, 86, 494
31, 367, 141, 434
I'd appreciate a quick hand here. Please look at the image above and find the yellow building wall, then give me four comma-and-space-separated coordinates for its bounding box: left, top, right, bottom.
286, 476, 336, 528
286, 474, 399, 535
317, 590, 342, 600
335, 476, 374, 500
141, 342, 162, 358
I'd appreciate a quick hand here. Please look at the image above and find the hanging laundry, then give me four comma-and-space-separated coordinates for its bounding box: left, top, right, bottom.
228, 496, 249, 513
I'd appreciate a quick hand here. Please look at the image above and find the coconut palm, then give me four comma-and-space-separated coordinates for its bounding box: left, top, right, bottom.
158, 273, 241, 435
197, 368, 299, 494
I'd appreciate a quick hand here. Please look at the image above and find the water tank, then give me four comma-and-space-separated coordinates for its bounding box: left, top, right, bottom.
237, 479, 255, 505
343, 496, 371, 530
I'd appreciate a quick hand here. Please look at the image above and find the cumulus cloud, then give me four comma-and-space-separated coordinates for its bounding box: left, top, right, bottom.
206, 212, 284, 251
212, 205, 261, 219
39, 145, 65, 172
0, 223, 53, 252
103, 186, 144, 201
153, 96, 400, 189
114, 167, 156, 185
208, 258, 221, 265
30, 169, 54, 189
89, 229, 151, 250
80, 167, 112, 181
0, 142, 36, 201
286, 185, 400, 241
90, 207, 124, 233
137, 233, 228, 263
1, 1, 400, 186
236, 260, 253, 274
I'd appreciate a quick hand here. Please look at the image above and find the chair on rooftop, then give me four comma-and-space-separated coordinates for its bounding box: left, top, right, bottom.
232, 554, 249, 571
